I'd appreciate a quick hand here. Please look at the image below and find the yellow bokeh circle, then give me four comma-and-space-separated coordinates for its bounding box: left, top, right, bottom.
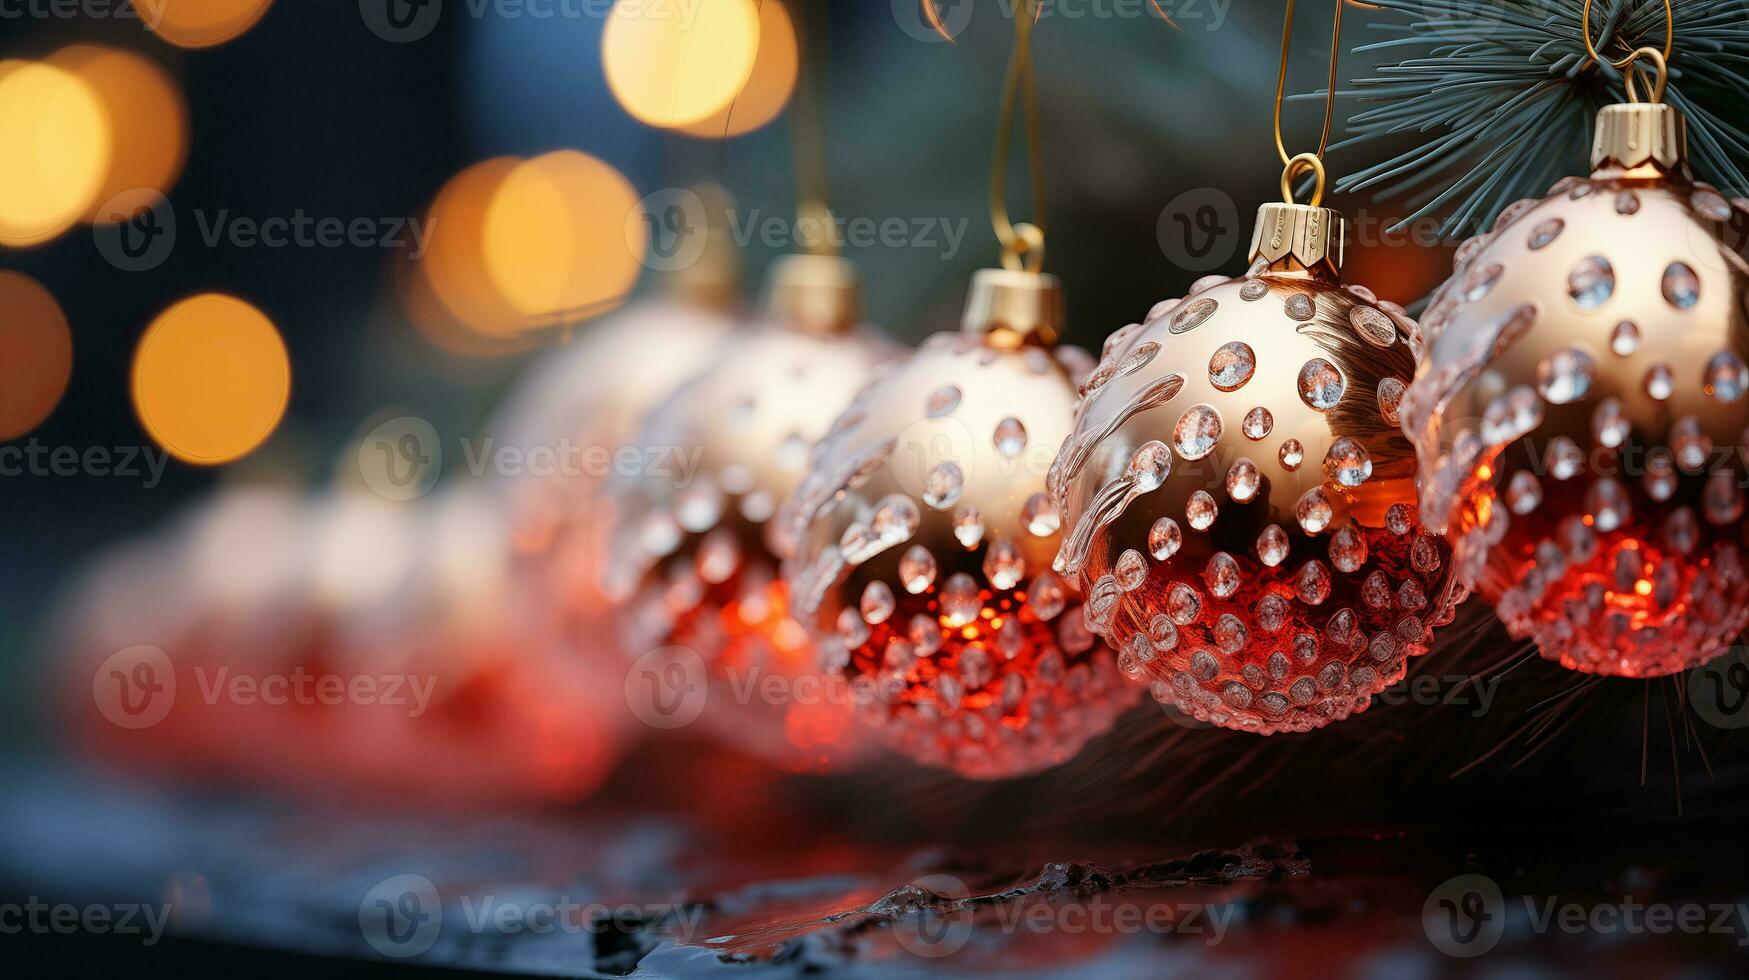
0, 60, 111, 247
133, 294, 291, 465
678, 0, 798, 138
602, 0, 761, 129
48, 46, 189, 220
482, 150, 646, 320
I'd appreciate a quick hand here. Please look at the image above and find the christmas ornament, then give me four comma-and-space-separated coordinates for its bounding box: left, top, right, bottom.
602, 252, 898, 767
782, 271, 1137, 778
1049, 0, 1462, 734
1402, 35, 1749, 677
780, 0, 1135, 778
491, 184, 742, 623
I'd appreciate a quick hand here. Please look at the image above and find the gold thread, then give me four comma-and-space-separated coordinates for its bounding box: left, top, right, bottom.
1273, 0, 1343, 205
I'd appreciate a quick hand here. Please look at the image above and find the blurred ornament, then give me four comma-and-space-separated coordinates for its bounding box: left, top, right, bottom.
1050, 0, 1463, 734
1403, 60, 1749, 677
783, 270, 1137, 778
602, 253, 898, 768
490, 189, 743, 623
347, 485, 626, 805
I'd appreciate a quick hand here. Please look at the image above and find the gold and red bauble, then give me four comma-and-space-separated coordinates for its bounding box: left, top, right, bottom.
602, 253, 899, 768
1050, 198, 1463, 734
1403, 94, 1749, 678
782, 270, 1138, 779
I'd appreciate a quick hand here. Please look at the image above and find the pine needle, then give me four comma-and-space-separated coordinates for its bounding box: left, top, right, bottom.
1330, 0, 1749, 239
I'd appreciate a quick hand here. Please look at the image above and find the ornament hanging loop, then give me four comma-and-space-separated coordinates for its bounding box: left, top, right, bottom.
1280, 152, 1327, 208
1621, 46, 1669, 105
1272, 0, 1343, 170
1001, 221, 1045, 273
1580, 0, 1674, 74
985, 0, 1047, 272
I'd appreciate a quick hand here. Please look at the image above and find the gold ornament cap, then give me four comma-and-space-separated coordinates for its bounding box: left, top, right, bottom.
1249, 203, 1345, 278
960, 268, 1063, 349
670, 182, 741, 312
1591, 102, 1688, 176
761, 253, 862, 335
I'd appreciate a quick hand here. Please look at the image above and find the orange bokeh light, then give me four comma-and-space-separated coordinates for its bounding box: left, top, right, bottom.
47, 46, 189, 221
408, 151, 645, 354
678, 0, 798, 139
482, 150, 644, 321
132, 293, 291, 465
0, 271, 73, 441
138, 0, 275, 49
602, 0, 761, 129
0, 60, 110, 247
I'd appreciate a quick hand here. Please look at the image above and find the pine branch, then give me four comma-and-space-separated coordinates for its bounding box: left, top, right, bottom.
1328, 0, 1749, 239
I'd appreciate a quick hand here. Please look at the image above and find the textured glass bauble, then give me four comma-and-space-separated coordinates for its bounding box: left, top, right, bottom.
1052, 255, 1463, 734
1403, 105, 1749, 678
782, 312, 1137, 779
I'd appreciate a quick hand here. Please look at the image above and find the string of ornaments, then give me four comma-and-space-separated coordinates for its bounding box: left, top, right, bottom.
558, 0, 1749, 782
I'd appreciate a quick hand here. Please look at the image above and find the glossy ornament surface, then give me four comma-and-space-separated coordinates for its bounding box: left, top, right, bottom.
603, 255, 898, 768
1051, 207, 1462, 734
1403, 102, 1749, 678
782, 270, 1137, 778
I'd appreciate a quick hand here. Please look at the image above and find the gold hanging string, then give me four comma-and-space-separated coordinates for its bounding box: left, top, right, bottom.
1272, 0, 1343, 207
1581, 0, 1675, 106
790, 0, 837, 256
1580, 0, 1674, 71
988, 0, 1047, 272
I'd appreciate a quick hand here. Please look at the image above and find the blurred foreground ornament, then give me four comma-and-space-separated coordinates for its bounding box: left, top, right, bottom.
491, 184, 743, 623
602, 253, 898, 769
1403, 58, 1749, 678
782, 269, 1137, 778
1049, 0, 1460, 733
